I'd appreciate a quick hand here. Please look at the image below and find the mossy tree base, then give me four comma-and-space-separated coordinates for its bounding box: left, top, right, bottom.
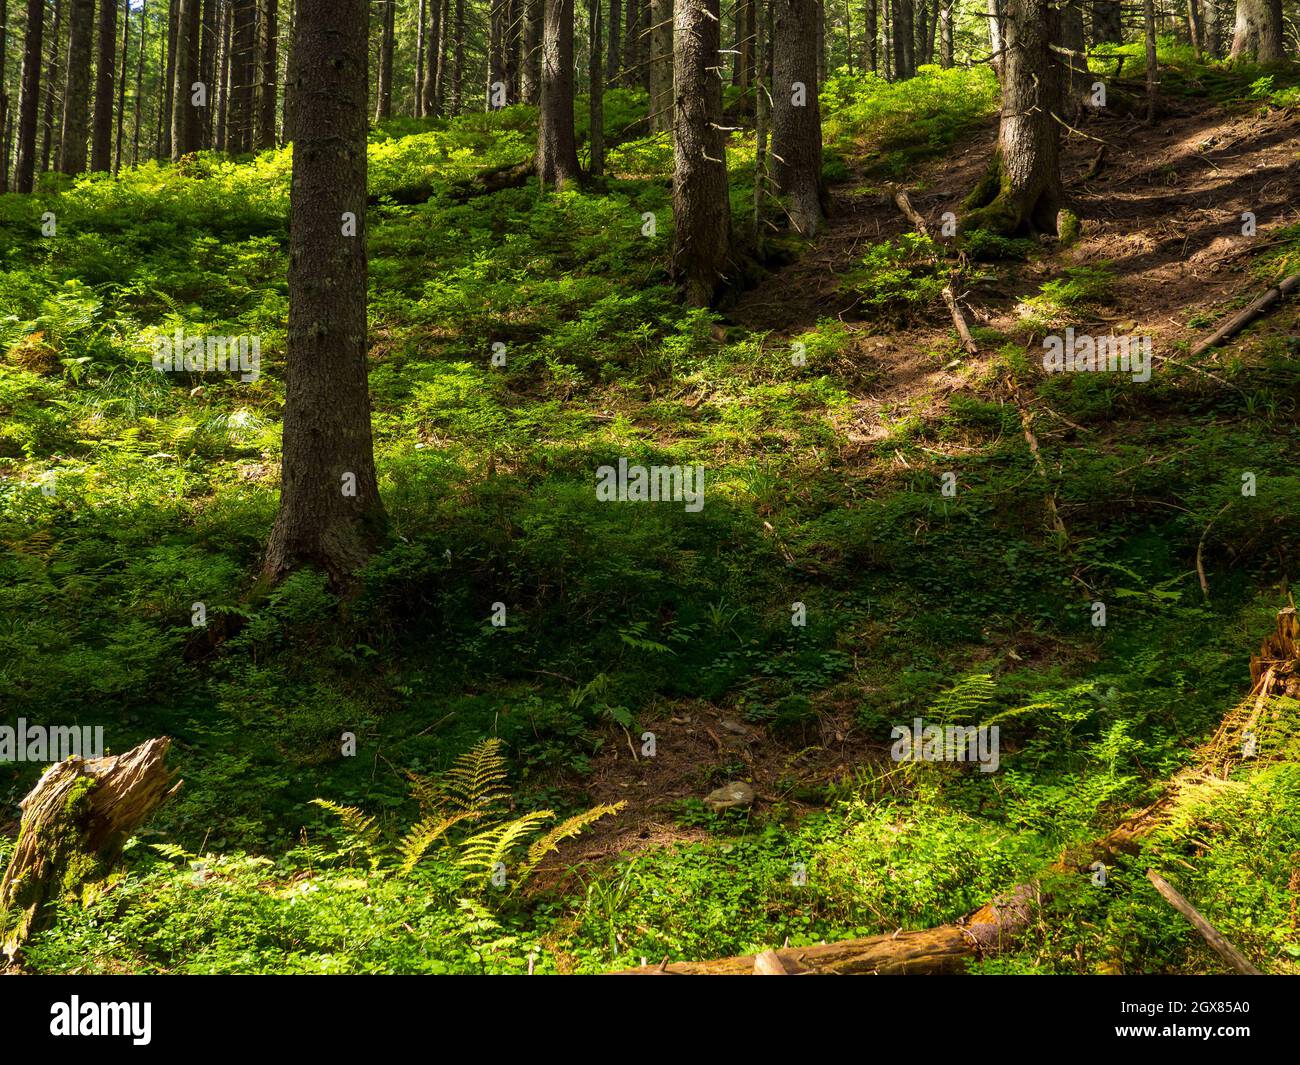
0, 737, 179, 967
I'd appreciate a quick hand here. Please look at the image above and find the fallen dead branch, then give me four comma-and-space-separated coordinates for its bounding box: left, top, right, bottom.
1145, 869, 1263, 975
1189, 271, 1300, 359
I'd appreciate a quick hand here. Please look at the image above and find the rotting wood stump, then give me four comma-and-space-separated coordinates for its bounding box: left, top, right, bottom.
0, 737, 180, 967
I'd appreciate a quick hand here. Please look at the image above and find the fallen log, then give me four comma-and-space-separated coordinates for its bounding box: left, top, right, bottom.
1189, 271, 1300, 359
0, 737, 180, 967
613, 609, 1297, 975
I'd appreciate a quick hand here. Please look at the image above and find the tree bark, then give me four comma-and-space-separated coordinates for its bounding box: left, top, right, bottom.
588, 0, 604, 175
264, 0, 385, 585
170, 0, 194, 159
229, 0, 255, 151
939, 0, 952, 67
536, 0, 581, 187
1229, 0, 1283, 61
0, 738, 180, 968
522, 0, 542, 102
891, 0, 913, 78
14, 0, 45, 191
114, 0, 131, 172
256, 0, 277, 146
1091, 0, 1122, 44
90, 0, 118, 169
772, 0, 826, 237
58, 0, 95, 173
133, 0, 148, 165
865, 0, 877, 72
160, 0, 177, 157
963, 0, 1062, 236
671, 0, 732, 307
40, 0, 63, 173
428, 0, 449, 114
1059, 0, 1087, 121
414, 0, 425, 115
198, 0, 217, 146
649, 0, 672, 132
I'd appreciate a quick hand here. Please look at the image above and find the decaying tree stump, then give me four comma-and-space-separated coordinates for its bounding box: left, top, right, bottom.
0, 737, 180, 966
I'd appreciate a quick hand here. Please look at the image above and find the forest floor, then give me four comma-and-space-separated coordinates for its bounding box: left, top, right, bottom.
546, 92, 1300, 897
3, 49, 1300, 975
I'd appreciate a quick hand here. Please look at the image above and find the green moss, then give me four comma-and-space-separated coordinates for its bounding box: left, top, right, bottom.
1058, 208, 1081, 246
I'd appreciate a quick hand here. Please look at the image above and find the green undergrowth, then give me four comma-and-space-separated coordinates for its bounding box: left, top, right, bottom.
2, 54, 1299, 975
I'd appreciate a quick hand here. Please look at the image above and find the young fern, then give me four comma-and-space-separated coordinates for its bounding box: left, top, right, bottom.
441, 738, 511, 816
457, 811, 556, 886
396, 810, 478, 876
310, 798, 383, 869
519, 803, 625, 882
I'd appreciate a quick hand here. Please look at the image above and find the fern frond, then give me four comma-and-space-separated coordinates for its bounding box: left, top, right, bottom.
404, 770, 446, 815
930, 673, 996, 723
457, 811, 555, 885
311, 798, 382, 865
442, 738, 511, 815
396, 810, 478, 876
519, 802, 625, 882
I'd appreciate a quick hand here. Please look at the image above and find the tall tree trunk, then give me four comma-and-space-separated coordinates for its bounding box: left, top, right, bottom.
257, 0, 277, 145
58, 0, 95, 173
41, 0, 63, 173
522, 0, 542, 101
14, 0, 45, 191
133, 0, 148, 165
963, 0, 1062, 236
376, 0, 394, 119
607, 0, 620, 81
198, 0, 217, 147
1091, 0, 1122, 44
160, 0, 177, 157
114, 0, 130, 172
265, 0, 385, 584
939, 0, 952, 66
648, 0, 672, 132
170, 0, 193, 158
230, 0, 255, 150
433, 0, 449, 114
452, 0, 463, 112
488, 0, 505, 104
1059, 0, 1086, 121
891, 0, 913, 78
987, 0, 1003, 80
588, 0, 603, 175
753, 0, 770, 241
91, 0, 117, 169
536, 0, 580, 186
1229, 0, 1282, 60
0, 0, 7, 192
772, 0, 825, 237
1203, 0, 1219, 57
505, 0, 521, 101
414, 0, 425, 115
1144, 0, 1157, 123
216, 0, 231, 148
865, 0, 877, 71
672, 0, 732, 307
421, 0, 440, 114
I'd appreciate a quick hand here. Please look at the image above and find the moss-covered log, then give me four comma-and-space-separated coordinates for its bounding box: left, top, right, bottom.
0, 737, 179, 967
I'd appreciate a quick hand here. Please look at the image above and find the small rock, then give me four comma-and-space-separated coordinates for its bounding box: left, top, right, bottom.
703, 781, 755, 813
719, 718, 749, 736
